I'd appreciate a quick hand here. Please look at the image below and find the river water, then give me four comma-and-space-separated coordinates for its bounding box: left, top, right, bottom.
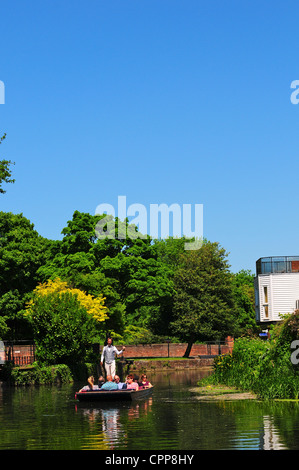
1, 369, 299, 450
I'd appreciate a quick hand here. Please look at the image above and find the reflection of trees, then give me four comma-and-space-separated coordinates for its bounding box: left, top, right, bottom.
271, 402, 299, 450
1, 384, 97, 449
154, 400, 239, 450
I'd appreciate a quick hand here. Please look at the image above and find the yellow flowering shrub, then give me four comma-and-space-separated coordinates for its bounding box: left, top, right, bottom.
26, 278, 108, 323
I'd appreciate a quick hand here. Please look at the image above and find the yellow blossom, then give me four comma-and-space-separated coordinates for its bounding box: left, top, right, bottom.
26, 278, 108, 323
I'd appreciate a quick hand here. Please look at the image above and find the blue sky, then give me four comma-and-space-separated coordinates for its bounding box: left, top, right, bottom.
1, 0, 299, 273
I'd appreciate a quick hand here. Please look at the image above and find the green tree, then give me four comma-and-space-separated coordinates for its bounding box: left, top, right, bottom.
0, 134, 15, 194
232, 269, 258, 335
0, 212, 54, 338
98, 253, 174, 334
36, 211, 128, 336
70, 270, 126, 336
37, 211, 175, 337
25, 290, 102, 365
171, 240, 237, 357
152, 237, 188, 270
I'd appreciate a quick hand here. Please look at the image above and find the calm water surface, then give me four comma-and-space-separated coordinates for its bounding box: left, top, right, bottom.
1, 369, 299, 450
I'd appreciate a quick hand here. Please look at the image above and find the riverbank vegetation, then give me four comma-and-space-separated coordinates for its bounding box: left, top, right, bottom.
203, 311, 299, 399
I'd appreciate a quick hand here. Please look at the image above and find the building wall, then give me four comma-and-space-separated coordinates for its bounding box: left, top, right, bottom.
255, 273, 299, 322
271, 273, 299, 318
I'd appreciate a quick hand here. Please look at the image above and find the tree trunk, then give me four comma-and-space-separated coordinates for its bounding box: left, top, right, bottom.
183, 342, 193, 358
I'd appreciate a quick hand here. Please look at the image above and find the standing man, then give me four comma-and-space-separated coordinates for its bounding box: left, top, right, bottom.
100, 337, 125, 379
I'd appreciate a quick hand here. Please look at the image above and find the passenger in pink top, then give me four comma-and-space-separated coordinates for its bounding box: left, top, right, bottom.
126, 374, 139, 390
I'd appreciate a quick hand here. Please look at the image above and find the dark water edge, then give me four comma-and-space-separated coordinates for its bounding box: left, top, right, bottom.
1, 368, 299, 451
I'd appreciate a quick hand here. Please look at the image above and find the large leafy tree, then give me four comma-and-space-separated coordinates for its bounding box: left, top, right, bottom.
0, 212, 54, 338
99, 253, 174, 333
24, 278, 108, 364
171, 240, 237, 357
25, 294, 102, 366
0, 133, 15, 194
0, 212, 53, 296
37, 211, 175, 337
232, 269, 258, 335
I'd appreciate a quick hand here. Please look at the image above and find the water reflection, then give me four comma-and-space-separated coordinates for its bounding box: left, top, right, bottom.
263, 416, 287, 450
76, 398, 153, 450
1, 370, 299, 449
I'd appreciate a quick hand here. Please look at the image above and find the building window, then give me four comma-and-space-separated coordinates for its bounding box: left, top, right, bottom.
263, 286, 269, 318
264, 305, 269, 318
264, 286, 268, 304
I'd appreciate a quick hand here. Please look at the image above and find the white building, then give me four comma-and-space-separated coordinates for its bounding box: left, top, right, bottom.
255, 256, 299, 323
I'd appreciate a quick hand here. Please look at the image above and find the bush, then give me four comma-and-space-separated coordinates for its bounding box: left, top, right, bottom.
9, 363, 73, 386
25, 291, 100, 365
212, 337, 269, 391
209, 313, 299, 399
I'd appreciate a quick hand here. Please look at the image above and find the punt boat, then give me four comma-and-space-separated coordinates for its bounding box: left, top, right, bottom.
75, 386, 154, 402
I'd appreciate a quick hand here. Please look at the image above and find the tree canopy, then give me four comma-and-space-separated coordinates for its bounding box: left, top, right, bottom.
0, 208, 257, 362
171, 240, 238, 356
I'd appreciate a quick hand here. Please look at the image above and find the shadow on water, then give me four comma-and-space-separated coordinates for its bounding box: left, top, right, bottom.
1, 369, 299, 450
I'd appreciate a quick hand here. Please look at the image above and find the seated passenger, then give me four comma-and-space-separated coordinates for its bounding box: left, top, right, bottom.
100, 375, 118, 390
79, 375, 99, 392
138, 374, 152, 388
114, 375, 127, 389
126, 374, 139, 390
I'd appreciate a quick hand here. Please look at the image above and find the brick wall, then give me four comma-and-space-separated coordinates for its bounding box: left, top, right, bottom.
4, 343, 36, 366
2, 337, 234, 365
115, 337, 234, 358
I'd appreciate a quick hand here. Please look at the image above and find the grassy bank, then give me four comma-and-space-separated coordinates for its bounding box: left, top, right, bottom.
190, 383, 256, 400
203, 334, 299, 399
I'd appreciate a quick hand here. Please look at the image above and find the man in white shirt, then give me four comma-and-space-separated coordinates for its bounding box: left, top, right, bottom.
100, 337, 125, 379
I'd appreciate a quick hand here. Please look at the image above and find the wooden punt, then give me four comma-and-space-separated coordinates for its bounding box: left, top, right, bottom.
75, 386, 154, 402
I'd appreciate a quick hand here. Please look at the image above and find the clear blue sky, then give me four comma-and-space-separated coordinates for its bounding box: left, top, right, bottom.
1, 0, 299, 273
